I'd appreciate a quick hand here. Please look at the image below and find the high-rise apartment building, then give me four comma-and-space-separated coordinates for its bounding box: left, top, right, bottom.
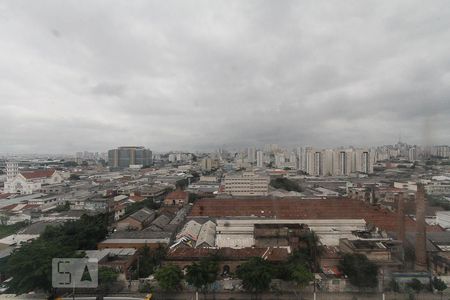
408, 147, 417, 161
108, 146, 152, 169
247, 147, 256, 164
354, 149, 373, 174
434, 145, 450, 158
256, 150, 264, 168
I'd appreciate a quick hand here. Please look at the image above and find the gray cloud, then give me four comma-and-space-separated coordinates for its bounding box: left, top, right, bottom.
0, 0, 449, 153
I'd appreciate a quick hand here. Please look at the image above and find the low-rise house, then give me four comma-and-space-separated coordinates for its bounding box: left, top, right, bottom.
38, 183, 68, 194
339, 238, 403, 273
146, 214, 172, 232
164, 190, 188, 206
116, 208, 155, 231
98, 231, 171, 250
84, 197, 113, 213
84, 248, 137, 279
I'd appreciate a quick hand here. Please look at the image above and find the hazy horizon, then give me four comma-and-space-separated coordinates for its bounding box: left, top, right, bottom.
1, 1, 450, 153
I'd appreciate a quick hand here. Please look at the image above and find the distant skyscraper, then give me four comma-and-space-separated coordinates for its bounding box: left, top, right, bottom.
434, 145, 450, 158
313, 151, 322, 176
256, 150, 264, 168
322, 149, 334, 176
408, 147, 417, 161
247, 147, 256, 164
108, 146, 152, 169
354, 149, 372, 174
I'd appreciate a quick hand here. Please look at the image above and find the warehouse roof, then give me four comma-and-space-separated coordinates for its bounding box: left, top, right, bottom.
190, 198, 443, 232
195, 220, 216, 248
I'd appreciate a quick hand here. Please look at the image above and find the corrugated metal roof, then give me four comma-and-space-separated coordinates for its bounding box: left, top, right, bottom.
195, 220, 216, 248
176, 220, 201, 241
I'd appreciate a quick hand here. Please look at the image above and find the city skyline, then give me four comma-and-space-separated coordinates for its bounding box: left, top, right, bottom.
0, 139, 448, 156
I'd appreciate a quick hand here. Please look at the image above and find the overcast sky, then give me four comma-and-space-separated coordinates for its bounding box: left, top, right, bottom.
1, 1, 449, 153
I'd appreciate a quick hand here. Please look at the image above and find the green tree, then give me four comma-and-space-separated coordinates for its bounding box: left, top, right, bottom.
236, 257, 274, 297
432, 277, 447, 299
304, 231, 321, 272
136, 245, 167, 278
185, 257, 219, 298
290, 264, 314, 288
5, 214, 109, 294
98, 267, 119, 293
339, 254, 378, 289
154, 264, 183, 292
6, 239, 76, 294
138, 245, 155, 278
433, 276, 447, 291
69, 174, 81, 180
52, 201, 71, 212
388, 279, 400, 292
407, 278, 423, 293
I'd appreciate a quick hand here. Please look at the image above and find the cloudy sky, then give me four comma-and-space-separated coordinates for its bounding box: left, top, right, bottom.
1, 1, 450, 153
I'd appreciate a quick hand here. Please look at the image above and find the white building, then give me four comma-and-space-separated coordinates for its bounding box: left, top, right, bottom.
394, 181, 418, 192
247, 147, 256, 164
223, 171, 270, 196
425, 183, 450, 196
409, 147, 418, 161
256, 151, 264, 168
436, 211, 450, 229
3, 162, 64, 195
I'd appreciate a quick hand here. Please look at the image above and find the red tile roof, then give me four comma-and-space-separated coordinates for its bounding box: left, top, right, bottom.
20, 169, 55, 179
190, 197, 443, 233
0, 203, 40, 211
0, 193, 12, 200
165, 190, 188, 200
129, 195, 145, 202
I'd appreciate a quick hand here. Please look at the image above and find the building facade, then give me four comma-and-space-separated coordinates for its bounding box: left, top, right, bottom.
223, 171, 270, 196
108, 146, 152, 169
4, 162, 64, 195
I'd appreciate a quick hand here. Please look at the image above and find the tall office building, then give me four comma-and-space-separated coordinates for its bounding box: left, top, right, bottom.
108, 146, 152, 169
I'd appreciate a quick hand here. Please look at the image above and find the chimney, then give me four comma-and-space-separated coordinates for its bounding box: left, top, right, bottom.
415, 184, 427, 271
396, 192, 405, 244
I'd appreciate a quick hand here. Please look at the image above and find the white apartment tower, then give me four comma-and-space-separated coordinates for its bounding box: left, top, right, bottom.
409, 147, 417, 161
247, 147, 256, 164
322, 149, 334, 176
313, 151, 322, 176
354, 149, 373, 174
334, 150, 351, 176
256, 150, 264, 168
6, 161, 19, 182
